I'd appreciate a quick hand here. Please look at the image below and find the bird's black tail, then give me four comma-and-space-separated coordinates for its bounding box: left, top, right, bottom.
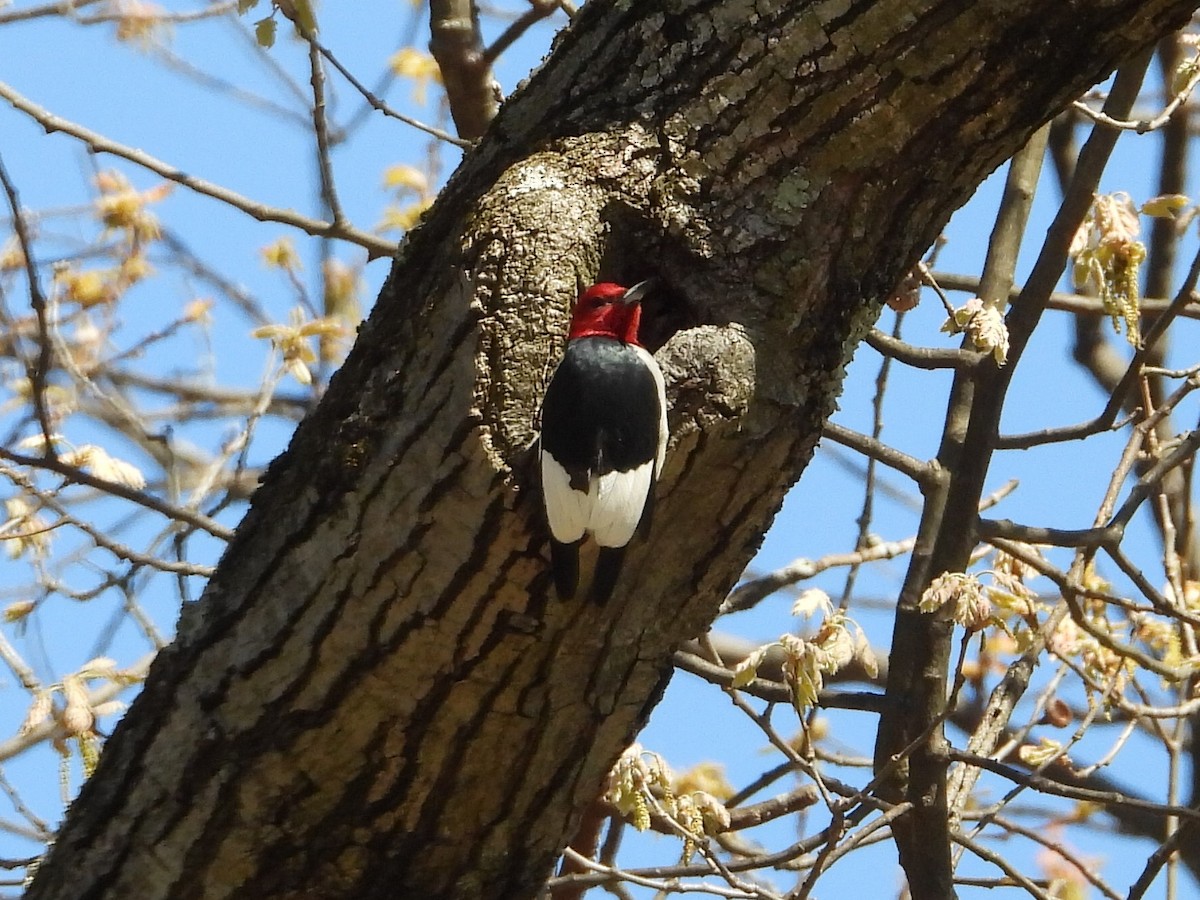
550, 539, 581, 600
589, 546, 627, 604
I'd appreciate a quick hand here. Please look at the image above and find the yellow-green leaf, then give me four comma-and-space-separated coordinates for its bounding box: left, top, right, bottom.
286, 0, 317, 35
1141, 193, 1190, 218
1172, 57, 1200, 95
3, 600, 34, 623
255, 16, 277, 48
730, 645, 771, 688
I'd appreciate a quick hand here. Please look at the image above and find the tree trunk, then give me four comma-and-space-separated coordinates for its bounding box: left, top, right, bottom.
26, 1, 1199, 898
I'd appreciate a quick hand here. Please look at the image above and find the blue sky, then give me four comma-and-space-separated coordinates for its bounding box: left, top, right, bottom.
1, 2, 1196, 897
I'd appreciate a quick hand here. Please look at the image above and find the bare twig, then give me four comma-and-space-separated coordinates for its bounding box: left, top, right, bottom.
951, 829, 1054, 900
945, 747, 1200, 822
555, 848, 769, 899
931, 270, 1200, 321
0, 464, 215, 577
0, 81, 397, 258
314, 42, 472, 148
0, 0, 105, 24
0, 448, 232, 541
483, 0, 560, 65
1128, 824, 1188, 900
0, 152, 56, 449
307, 38, 346, 229
918, 262, 957, 317
727, 480, 1017, 613
724, 537, 919, 614
865, 328, 985, 371
820, 421, 934, 485
674, 649, 888, 712
998, 246, 1200, 450
74, 2, 239, 26
146, 43, 310, 128
1071, 57, 1200, 134
1110, 426, 1200, 532
100, 370, 308, 419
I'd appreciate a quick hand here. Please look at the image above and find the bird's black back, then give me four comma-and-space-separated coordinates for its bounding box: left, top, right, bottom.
541, 337, 662, 489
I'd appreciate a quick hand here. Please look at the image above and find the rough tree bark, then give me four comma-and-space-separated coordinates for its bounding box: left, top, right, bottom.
24, 1, 1199, 898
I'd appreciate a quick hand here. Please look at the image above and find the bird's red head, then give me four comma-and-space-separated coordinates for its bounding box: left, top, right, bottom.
567, 281, 650, 345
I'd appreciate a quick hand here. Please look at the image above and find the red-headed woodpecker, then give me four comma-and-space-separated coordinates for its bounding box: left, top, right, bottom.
540, 281, 668, 603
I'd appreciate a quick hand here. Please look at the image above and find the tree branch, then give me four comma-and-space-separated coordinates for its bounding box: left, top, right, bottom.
934, 269, 1200, 320
821, 421, 936, 485
0, 80, 397, 258
314, 40, 472, 148
429, 0, 501, 140
865, 328, 986, 371
0, 448, 232, 540
0, 152, 56, 449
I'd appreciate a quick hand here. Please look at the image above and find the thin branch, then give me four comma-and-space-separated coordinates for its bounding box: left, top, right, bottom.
932, 270, 1200, 321
1104, 541, 1177, 617
723, 537, 917, 614
985, 536, 1200, 636
865, 328, 985, 372
991, 815, 1121, 899
555, 848, 766, 900
979, 125, 1050, 311
307, 38, 346, 229
482, 0, 559, 65
918, 262, 957, 317
951, 829, 1054, 900
0, 769, 50, 840
945, 747, 1200, 822
0, 0, 105, 24
674, 649, 888, 712
1071, 58, 1200, 134
794, 802, 916, 896
100, 370, 309, 418
838, 310, 906, 610
1143, 362, 1200, 378
158, 228, 272, 326
0, 152, 56, 449
820, 421, 934, 485
998, 246, 1200, 449
0, 448, 233, 541
640, 792, 771, 899
74, 2, 239, 26
726, 480, 1017, 614
0, 632, 39, 695
978, 517, 1114, 550
314, 42, 472, 148
946, 600, 1070, 817
725, 786, 820, 831
1128, 824, 1188, 900
1110, 425, 1200, 531
0, 464, 215, 578
146, 43, 311, 128
0, 80, 397, 259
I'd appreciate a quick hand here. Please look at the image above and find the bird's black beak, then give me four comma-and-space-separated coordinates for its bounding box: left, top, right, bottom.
620, 279, 655, 305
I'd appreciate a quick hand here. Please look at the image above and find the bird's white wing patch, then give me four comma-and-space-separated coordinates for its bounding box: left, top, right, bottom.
632, 344, 668, 476
541, 450, 589, 543
590, 462, 654, 548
